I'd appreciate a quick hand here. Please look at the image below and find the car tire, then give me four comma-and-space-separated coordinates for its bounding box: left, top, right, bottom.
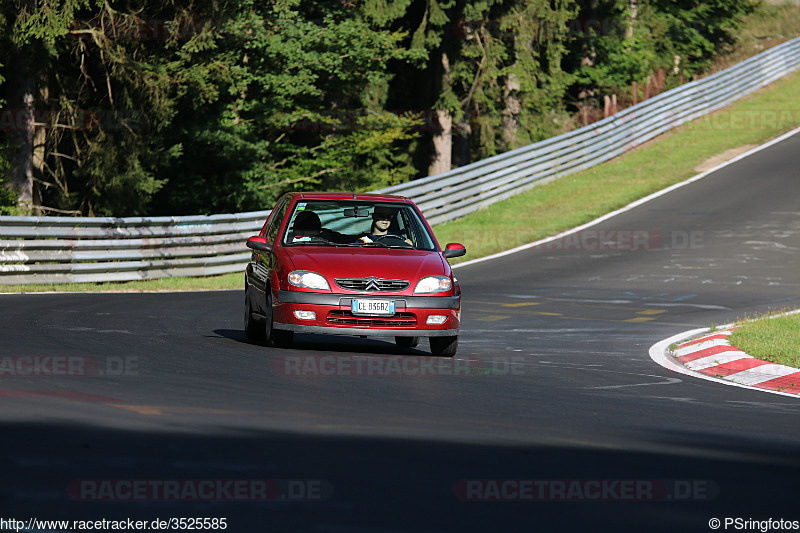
265, 288, 294, 348
244, 286, 265, 342
395, 336, 420, 349
429, 335, 458, 357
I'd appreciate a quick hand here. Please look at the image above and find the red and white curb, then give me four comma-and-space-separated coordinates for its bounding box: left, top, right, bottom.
650, 326, 800, 398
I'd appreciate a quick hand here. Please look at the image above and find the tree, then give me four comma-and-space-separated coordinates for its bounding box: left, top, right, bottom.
146, 0, 424, 215
0, 0, 178, 215
649, 0, 758, 77
381, 0, 577, 175
0, 0, 762, 217
1, 0, 425, 216
0, 0, 106, 214
565, 0, 757, 116
566, 0, 660, 103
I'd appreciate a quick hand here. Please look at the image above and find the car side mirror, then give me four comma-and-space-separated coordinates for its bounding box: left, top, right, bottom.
246, 236, 273, 253
442, 243, 466, 258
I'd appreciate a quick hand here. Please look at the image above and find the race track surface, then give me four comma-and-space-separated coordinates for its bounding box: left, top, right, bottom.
1, 133, 799, 532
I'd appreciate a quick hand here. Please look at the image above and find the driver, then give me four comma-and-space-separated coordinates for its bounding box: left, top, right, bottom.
358, 207, 412, 245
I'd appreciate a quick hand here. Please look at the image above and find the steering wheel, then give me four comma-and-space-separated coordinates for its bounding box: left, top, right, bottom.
373, 234, 414, 247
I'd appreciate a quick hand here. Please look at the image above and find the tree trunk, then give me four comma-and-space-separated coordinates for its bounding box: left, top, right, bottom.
7, 54, 36, 214
501, 72, 520, 150
452, 116, 470, 169
32, 83, 48, 215
627, 0, 637, 38
428, 109, 452, 176
428, 51, 453, 176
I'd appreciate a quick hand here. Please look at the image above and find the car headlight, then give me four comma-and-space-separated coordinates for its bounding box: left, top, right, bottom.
413, 275, 452, 294
288, 270, 330, 291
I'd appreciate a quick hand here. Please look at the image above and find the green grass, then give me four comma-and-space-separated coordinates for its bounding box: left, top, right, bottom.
729, 311, 800, 369
0, 272, 242, 293
436, 70, 800, 264
711, 3, 800, 73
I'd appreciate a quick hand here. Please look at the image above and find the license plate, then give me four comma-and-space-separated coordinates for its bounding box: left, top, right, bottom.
351, 299, 395, 316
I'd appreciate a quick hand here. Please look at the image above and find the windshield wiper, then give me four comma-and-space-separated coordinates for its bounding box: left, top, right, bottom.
287, 238, 339, 246
289, 238, 374, 247
361, 242, 413, 249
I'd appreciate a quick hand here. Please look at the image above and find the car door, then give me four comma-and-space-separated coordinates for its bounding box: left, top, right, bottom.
250, 196, 290, 313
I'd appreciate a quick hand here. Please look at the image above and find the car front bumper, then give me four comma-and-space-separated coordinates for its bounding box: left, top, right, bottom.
274, 290, 460, 338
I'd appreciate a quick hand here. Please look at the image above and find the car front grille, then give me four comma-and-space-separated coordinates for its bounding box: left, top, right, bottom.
334, 277, 410, 292
327, 311, 417, 327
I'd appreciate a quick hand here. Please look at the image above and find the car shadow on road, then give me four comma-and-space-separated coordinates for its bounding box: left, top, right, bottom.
211, 328, 434, 356
2, 420, 799, 533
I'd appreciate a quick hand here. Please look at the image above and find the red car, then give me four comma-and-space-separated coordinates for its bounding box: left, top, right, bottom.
244, 192, 466, 356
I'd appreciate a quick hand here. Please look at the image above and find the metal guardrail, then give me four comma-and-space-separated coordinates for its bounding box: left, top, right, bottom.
0, 211, 269, 284
375, 36, 800, 226
1, 36, 799, 284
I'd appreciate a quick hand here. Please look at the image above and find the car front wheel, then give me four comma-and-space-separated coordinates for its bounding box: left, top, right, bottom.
265, 288, 294, 348
244, 286, 265, 342
429, 335, 458, 357
395, 336, 420, 349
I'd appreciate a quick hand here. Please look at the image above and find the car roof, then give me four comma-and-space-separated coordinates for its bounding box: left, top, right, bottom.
286, 192, 412, 203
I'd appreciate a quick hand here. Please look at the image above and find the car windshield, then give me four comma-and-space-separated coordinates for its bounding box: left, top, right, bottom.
280, 200, 438, 252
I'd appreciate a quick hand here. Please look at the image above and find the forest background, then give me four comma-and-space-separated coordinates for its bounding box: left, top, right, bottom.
0, 0, 792, 217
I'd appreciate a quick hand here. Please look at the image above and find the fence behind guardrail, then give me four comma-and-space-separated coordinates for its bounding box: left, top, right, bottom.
2, 36, 799, 284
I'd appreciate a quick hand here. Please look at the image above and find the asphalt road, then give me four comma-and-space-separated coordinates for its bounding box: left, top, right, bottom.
1, 133, 799, 532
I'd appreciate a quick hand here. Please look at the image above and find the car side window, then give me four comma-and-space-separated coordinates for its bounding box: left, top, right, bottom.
264, 199, 290, 244
401, 208, 435, 251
